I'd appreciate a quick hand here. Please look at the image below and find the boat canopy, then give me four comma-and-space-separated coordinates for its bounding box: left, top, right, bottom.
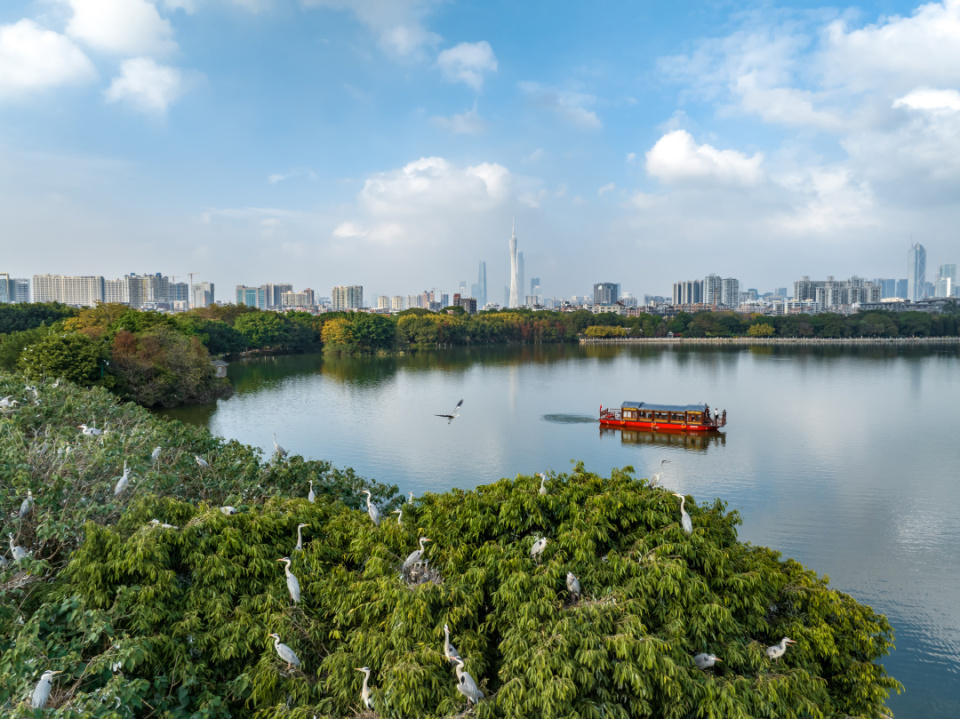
621, 402, 708, 413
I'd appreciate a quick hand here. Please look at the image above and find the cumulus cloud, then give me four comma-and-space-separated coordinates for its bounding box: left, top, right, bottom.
303, 0, 442, 57
519, 81, 602, 130
646, 130, 764, 186
437, 41, 497, 90
430, 105, 487, 134
773, 166, 876, 233
61, 0, 177, 56
894, 87, 960, 112
104, 57, 185, 113
0, 19, 96, 98
333, 221, 369, 238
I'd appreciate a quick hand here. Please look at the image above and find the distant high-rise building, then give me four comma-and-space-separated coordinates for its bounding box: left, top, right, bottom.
0, 273, 9, 303
775, 287, 787, 298
261, 283, 293, 309
594, 282, 618, 305
518, 252, 524, 307
672, 280, 702, 305
332, 285, 363, 311
236, 285, 267, 309
530, 277, 541, 297
703, 274, 722, 305
11, 278, 29, 303
455, 296, 477, 314
104, 278, 129, 304
936, 264, 957, 298
168, 282, 190, 303
407, 293, 421, 309
392, 296, 404, 311
377, 295, 391, 310
440, 293, 449, 307
895, 279, 908, 298
282, 290, 315, 307
33, 274, 104, 307
508, 222, 519, 308
477, 261, 487, 307
720, 278, 740, 307
193, 282, 215, 308
908, 243, 926, 301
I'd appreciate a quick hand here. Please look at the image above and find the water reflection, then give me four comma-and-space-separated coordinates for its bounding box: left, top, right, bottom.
600, 426, 727, 452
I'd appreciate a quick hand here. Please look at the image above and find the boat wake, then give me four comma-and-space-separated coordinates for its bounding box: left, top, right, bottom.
542, 414, 597, 425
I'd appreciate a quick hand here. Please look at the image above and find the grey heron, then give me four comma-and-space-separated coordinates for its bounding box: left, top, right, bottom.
649, 459, 671, 488
766, 637, 796, 662
672, 493, 693, 535
269, 633, 301, 669
19, 490, 34, 518
32, 670, 62, 709
355, 666, 374, 709
538, 473, 548, 496
294, 523, 309, 552
151, 446, 161, 464
436, 399, 463, 424
277, 557, 301, 604
272, 433, 288, 459
308, 480, 315, 503
8, 533, 28, 562
362, 489, 380, 527
407, 491, 414, 504
391, 509, 402, 527
78, 424, 102, 437
694, 653, 721, 670
195, 455, 209, 469
443, 624, 461, 664
149, 519, 178, 529
454, 658, 483, 705
530, 537, 548, 564
220, 506, 236, 515
114, 462, 131, 496
566, 572, 581, 602
402, 537, 431, 571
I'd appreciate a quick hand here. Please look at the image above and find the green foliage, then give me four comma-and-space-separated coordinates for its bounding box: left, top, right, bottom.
584, 325, 630, 337
17, 332, 103, 385
0, 302, 78, 334
0, 324, 58, 371
747, 323, 775, 337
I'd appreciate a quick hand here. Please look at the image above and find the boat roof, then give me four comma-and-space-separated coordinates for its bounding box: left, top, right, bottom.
621, 402, 708, 412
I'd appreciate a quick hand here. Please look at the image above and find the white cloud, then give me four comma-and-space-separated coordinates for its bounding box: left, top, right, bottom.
333, 221, 368, 238
104, 57, 184, 113
430, 106, 487, 134
646, 130, 764, 186
773, 166, 876, 233
61, 0, 177, 56
894, 87, 960, 112
303, 0, 442, 57
519, 81, 602, 130
0, 19, 96, 99
437, 41, 497, 91
598, 182, 615, 196
163, 0, 271, 12
268, 167, 319, 184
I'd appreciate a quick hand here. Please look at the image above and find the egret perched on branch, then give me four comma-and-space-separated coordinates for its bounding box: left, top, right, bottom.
566, 572, 581, 602
454, 658, 484, 705
435, 399, 463, 424
649, 459, 671, 488
530, 537, 548, 564
766, 637, 796, 662
391, 509, 402, 527
672, 493, 693, 535
294, 523, 309, 552
362, 489, 380, 527
538, 473, 548, 496
8, 534, 27, 562
443, 624, 461, 664
268, 633, 300, 669
19, 490, 34, 518
403, 537, 431, 571
151, 446, 161, 464
307, 480, 315, 503
32, 670, 62, 709
149, 519, 178, 529
272, 432, 287, 459
277, 557, 301, 604
78, 424, 102, 437
355, 666, 374, 709
407, 491, 414, 504
195, 455, 209, 469
694, 653, 721, 670
114, 462, 131, 496
0, 395, 17, 409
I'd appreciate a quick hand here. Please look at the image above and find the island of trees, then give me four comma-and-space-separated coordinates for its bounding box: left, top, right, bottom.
0, 373, 900, 717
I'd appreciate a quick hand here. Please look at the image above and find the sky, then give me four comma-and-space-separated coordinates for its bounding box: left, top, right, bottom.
2, 0, 960, 302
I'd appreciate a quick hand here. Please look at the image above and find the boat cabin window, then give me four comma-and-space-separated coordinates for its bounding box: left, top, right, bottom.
624, 410, 635, 418
670, 413, 683, 422
655, 411, 668, 420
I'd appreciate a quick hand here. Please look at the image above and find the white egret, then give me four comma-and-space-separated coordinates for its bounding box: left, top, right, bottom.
566, 572, 581, 602
195, 455, 209, 469
307, 479, 315, 503
272, 432, 288, 459
277, 557, 301, 604
530, 537, 548, 564
220, 506, 236, 515
672, 493, 693, 535
149, 519, 178, 529
19, 490, 34, 518
355, 666, 374, 709
454, 658, 484, 705
151, 447, 161, 464
8, 533, 28, 562
32, 670, 62, 709
402, 537, 431, 571
443, 624, 461, 664
391, 509, 402, 527
435, 399, 463, 424
766, 637, 796, 662
407, 491, 414, 504
78, 424, 102, 437
362, 489, 380, 527
294, 523, 309, 552
538, 473, 548, 496
649, 459, 671, 488
694, 653, 721, 670
268, 633, 300, 669
114, 462, 131, 496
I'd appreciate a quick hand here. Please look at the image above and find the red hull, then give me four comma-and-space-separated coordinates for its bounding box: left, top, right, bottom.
599, 417, 719, 432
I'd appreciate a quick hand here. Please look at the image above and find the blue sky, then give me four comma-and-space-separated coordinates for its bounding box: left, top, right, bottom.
2, 0, 959, 301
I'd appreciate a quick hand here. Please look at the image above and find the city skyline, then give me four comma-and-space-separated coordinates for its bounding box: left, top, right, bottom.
2, 1, 959, 298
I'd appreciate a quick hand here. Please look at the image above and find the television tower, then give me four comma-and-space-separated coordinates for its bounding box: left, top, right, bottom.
508, 219, 519, 308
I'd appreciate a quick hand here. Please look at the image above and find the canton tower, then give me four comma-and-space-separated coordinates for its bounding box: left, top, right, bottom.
508, 219, 519, 308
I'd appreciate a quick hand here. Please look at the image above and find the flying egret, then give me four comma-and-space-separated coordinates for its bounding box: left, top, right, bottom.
8, 534, 28, 562
454, 658, 484, 705
307, 480, 315, 503
195, 455, 209, 469
407, 491, 414, 504
32, 670, 62, 709
294, 523, 309, 552
538, 473, 548, 496
435, 399, 463, 424
362, 489, 380, 527
443, 624, 461, 664
566, 572, 581, 602
694, 653, 721, 670
277, 557, 301, 604
402, 537, 431, 571
672, 493, 693, 535
355, 666, 374, 709
766, 637, 796, 662
151, 447, 161, 464
272, 433, 288, 459
78, 424, 102, 437
19, 490, 34, 518
268, 633, 300, 669
114, 462, 131, 496
391, 509, 402, 527
649, 459, 671, 488
530, 537, 548, 564
220, 506, 236, 515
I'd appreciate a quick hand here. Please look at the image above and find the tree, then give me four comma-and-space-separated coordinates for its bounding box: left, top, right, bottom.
747, 322, 775, 337
17, 332, 102, 385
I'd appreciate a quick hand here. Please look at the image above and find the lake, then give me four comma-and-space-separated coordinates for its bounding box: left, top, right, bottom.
161, 342, 960, 717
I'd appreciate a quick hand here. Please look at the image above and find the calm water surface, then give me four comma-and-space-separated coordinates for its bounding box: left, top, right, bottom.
162, 343, 960, 717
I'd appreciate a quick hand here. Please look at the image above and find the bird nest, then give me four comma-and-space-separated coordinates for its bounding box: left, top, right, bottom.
0, 570, 38, 592
402, 561, 443, 589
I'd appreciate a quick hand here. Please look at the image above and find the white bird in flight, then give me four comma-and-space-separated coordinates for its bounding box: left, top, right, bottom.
436, 399, 463, 424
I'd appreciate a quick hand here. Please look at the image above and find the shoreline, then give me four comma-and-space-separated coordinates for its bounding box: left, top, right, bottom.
578, 336, 960, 345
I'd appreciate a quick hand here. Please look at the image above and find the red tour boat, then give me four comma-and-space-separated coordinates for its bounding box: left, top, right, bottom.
599, 402, 726, 432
